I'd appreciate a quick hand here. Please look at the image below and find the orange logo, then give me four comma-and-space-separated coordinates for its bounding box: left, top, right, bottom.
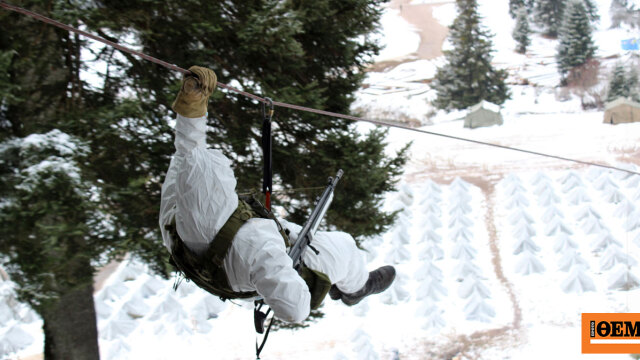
582, 313, 640, 354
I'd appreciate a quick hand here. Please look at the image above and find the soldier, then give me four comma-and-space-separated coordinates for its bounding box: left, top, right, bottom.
160, 66, 396, 323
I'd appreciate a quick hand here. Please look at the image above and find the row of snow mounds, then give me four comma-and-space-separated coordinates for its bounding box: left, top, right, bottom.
447, 177, 495, 323
381, 183, 413, 306
582, 166, 640, 291
94, 260, 227, 360
500, 172, 604, 294
501, 174, 546, 276
0, 279, 39, 358
414, 179, 447, 332
499, 165, 640, 295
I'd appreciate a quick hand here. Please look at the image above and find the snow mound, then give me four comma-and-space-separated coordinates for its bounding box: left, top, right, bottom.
600, 246, 638, 271
505, 192, 530, 209
544, 218, 573, 236
508, 208, 534, 226
590, 232, 621, 252
351, 328, 379, 360
553, 234, 578, 253
561, 266, 596, 294
418, 243, 444, 261
99, 318, 137, 341
452, 261, 482, 281
566, 187, 591, 205
613, 199, 636, 217
515, 250, 545, 275
139, 277, 166, 298
558, 250, 589, 272
0, 325, 34, 356
464, 294, 496, 322
608, 265, 640, 291
458, 276, 491, 299
530, 172, 551, 186
542, 206, 564, 223
513, 235, 540, 255
416, 279, 448, 301
381, 273, 410, 304
419, 228, 442, 243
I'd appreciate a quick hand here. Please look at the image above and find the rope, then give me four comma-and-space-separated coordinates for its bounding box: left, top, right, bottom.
2, 0, 639, 177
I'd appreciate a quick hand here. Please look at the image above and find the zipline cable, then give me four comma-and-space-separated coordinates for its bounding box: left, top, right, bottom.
2, 0, 639, 177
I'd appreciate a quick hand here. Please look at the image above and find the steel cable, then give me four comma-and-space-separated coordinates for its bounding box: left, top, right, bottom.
1, 0, 639, 176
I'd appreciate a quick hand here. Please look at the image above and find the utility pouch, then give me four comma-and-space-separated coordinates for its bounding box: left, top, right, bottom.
299, 265, 332, 310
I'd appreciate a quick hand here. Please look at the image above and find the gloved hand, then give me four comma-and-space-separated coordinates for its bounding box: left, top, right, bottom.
171, 66, 217, 118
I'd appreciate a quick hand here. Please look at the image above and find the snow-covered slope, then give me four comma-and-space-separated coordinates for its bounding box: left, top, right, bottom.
2, 0, 640, 359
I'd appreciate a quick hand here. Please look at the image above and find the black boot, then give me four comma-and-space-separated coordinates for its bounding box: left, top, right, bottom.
330, 266, 396, 306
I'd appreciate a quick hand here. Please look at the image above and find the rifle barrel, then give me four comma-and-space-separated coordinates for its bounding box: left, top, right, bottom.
288, 170, 343, 268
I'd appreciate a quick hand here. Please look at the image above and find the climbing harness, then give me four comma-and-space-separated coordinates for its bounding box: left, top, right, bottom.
167, 196, 289, 301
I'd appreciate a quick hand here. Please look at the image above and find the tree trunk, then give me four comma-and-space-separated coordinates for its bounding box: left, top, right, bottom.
42, 284, 100, 360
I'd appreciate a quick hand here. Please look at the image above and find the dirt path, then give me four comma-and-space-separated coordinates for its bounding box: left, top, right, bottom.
405, 168, 525, 359
389, 0, 450, 60
93, 259, 123, 293
467, 176, 522, 329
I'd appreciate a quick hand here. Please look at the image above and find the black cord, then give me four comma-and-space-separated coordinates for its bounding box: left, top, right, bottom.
256, 309, 275, 359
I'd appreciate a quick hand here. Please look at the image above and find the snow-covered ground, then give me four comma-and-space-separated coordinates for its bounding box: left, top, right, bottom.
2, 0, 640, 359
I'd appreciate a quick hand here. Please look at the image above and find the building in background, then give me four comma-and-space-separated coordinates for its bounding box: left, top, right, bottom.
603, 97, 640, 124
464, 101, 504, 129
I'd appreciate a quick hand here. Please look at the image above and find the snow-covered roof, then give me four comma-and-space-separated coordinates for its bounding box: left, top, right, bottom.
468, 100, 501, 113
605, 97, 640, 110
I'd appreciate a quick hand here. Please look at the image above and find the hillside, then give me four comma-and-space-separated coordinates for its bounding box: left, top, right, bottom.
1, 0, 640, 359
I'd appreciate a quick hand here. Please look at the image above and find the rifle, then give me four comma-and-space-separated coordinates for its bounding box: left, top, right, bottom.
288, 169, 344, 270
254, 169, 343, 359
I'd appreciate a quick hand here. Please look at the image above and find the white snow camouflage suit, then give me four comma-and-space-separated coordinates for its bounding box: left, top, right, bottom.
159, 113, 369, 323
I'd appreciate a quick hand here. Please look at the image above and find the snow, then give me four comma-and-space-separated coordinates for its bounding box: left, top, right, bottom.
373, 7, 421, 62
3, 0, 640, 359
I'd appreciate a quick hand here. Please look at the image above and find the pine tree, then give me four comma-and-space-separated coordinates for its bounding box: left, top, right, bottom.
582, 0, 600, 23
533, 0, 566, 37
534, 0, 598, 36
0, 131, 108, 359
607, 63, 628, 102
556, 0, 598, 83
628, 67, 640, 101
432, 0, 510, 111
610, 0, 639, 28
606, 63, 640, 102
513, 8, 532, 54
1, 0, 406, 357
509, 0, 534, 18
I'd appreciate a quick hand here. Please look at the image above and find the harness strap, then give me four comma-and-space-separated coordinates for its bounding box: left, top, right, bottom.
205, 199, 255, 267
167, 195, 290, 301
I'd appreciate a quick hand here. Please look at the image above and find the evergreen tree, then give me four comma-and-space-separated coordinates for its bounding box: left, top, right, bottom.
610, 0, 636, 28
628, 67, 640, 101
513, 8, 532, 54
509, 0, 534, 18
533, 0, 598, 36
432, 0, 510, 111
606, 63, 640, 102
582, 0, 600, 23
1, 0, 406, 358
533, 0, 566, 37
0, 131, 109, 359
607, 63, 628, 102
556, 0, 597, 83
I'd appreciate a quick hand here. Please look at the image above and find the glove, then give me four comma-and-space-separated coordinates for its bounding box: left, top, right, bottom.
171, 66, 217, 118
